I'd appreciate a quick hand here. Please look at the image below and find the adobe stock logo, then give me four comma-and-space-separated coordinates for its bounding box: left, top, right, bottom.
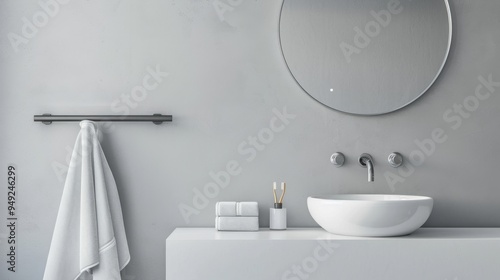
281, 240, 340, 280
384, 74, 500, 190
340, 0, 403, 63
212, 0, 245, 24
178, 107, 296, 224
51, 65, 168, 182
7, 0, 71, 53
110, 65, 169, 116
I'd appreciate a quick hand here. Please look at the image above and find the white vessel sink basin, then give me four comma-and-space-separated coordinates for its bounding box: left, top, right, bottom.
307, 194, 433, 237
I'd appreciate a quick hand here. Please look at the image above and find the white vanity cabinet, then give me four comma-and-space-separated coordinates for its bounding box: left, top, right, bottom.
166, 228, 500, 280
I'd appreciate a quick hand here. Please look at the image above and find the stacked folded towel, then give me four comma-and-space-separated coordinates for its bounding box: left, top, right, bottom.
215, 202, 259, 231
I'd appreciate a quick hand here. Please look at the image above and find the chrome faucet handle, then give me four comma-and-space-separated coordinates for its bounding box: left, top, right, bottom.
388, 152, 403, 168
330, 152, 345, 167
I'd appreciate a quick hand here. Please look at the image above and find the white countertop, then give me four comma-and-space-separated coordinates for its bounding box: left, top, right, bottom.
167, 227, 500, 241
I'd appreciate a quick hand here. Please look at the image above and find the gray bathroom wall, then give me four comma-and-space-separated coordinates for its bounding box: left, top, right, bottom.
0, 0, 499, 279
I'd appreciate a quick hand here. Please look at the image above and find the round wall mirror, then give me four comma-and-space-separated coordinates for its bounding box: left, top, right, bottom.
279, 0, 452, 115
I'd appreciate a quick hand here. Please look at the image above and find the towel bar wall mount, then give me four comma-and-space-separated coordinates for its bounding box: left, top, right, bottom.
34, 114, 172, 125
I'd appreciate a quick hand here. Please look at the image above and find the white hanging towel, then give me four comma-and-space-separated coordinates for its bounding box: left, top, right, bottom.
43, 120, 130, 280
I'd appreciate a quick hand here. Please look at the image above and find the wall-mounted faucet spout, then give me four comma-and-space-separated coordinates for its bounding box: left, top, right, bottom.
359, 153, 374, 182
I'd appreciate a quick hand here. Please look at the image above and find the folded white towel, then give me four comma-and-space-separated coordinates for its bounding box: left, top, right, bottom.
215, 217, 259, 231
215, 202, 259, 217
43, 121, 130, 280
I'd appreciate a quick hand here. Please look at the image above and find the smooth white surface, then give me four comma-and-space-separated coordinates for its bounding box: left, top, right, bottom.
167, 227, 500, 240
215, 201, 259, 217
166, 228, 500, 280
215, 217, 259, 231
269, 208, 287, 230
307, 194, 433, 236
